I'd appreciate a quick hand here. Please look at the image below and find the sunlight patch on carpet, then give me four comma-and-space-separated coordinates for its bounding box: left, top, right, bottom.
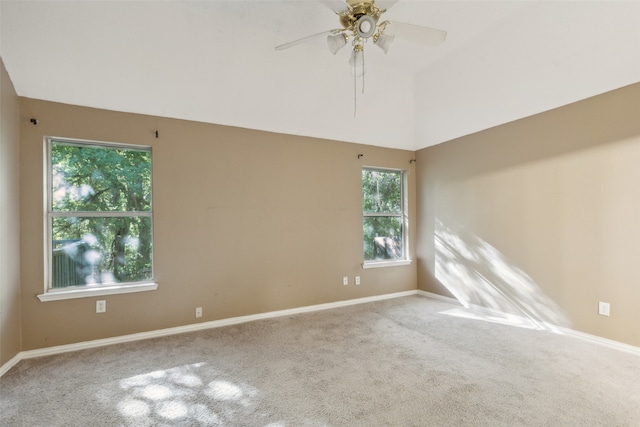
113, 362, 258, 424
206, 380, 244, 401
440, 307, 542, 330
117, 398, 151, 417
156, 400, 189, 420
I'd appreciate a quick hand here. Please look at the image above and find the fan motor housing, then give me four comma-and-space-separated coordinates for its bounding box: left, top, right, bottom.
339, 1, 382, 31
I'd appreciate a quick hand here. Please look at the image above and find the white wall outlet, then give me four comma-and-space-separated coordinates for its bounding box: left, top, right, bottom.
598, 301, 610, 317
195, 307, 203, 318
355, 276, 361, 285
96, 300, 106, 313
343, 276, 348, 286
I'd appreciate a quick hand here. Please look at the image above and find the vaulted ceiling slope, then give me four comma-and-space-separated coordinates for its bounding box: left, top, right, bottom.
1, 1, 639, 150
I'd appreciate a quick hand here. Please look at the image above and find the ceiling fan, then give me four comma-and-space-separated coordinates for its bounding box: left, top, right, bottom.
275, 0, 446, 114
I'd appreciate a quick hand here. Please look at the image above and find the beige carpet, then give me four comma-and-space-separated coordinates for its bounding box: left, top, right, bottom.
1, 295, 638, 426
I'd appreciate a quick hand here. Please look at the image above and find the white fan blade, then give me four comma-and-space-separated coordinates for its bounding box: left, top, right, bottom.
275, 29, 343, 51
321, 0, 349, 14
374, 0, 399, 12
381, 21, 447, 45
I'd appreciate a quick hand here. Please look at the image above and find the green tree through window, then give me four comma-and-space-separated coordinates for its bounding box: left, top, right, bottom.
362, 168, 405, 262
47, 139, 153, 289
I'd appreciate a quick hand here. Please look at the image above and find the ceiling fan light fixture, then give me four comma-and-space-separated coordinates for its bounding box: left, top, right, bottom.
327, 33, 348, 54
275, 0, 448, 114
349, 44, 365, 77
355, 15, 377, 38
351, 64, 365, 77
374, 32, 395, 54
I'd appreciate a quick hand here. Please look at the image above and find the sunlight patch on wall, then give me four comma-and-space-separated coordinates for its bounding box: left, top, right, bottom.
435, 219, 570, 331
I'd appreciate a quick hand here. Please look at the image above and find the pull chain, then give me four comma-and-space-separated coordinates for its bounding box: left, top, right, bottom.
354, 54, 357, 117
353, 43, 366, 117
361, 46, 365, 95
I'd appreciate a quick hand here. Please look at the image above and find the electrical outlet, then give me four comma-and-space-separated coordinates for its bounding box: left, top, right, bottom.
598, 301, 610, 317
195, 307, 203, 318
343, 276, 348, 286
355, 276, 361, 285
96, 300, 106, 313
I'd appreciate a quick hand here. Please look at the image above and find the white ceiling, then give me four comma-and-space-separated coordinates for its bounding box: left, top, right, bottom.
1, 1, 639, 151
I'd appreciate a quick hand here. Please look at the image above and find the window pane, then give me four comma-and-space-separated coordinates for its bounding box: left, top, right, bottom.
51, 216, 152, 288
362, 169, 402, 213
363, 216, 403, 261
52, 143, 151, 212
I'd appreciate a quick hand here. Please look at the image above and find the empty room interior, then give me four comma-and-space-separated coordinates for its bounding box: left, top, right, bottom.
1, 1, 639, 425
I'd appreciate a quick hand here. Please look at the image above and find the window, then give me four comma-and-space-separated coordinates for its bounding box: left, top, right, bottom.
40, 137, 155, 300
362, 168, 407, 265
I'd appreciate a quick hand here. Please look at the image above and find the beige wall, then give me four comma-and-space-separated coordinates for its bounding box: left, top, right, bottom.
416, 83, 640, 346
10, 78, 639, 354
0, 58, 22, 366
18, 98, 417, 351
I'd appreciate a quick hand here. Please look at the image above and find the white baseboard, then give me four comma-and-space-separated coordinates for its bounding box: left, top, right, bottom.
416, 290, 460, 304
417, 290, 640, 356
3, 289, 637, 377
1, 290, 418, 377
0, 353, 22, 378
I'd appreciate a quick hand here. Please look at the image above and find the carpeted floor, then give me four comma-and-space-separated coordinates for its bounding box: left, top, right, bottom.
1, 295, 639, 426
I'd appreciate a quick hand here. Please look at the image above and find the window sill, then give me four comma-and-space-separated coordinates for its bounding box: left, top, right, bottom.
362, 259, 412, 269
37, 282, 158, 302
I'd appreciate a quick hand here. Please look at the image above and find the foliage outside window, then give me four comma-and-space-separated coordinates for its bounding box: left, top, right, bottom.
362, 168, 405, 262
46, 138, 153, 291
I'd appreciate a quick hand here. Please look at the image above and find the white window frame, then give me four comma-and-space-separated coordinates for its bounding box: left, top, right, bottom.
38, 136, 157, 302
362, 166, 411, 269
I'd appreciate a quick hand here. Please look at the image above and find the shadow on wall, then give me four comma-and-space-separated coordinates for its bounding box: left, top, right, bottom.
434, 219, 570, 331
